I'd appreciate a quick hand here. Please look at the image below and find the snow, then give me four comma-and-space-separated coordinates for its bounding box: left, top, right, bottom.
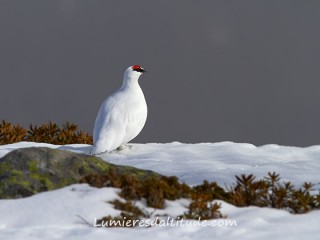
0, 141, 320, 239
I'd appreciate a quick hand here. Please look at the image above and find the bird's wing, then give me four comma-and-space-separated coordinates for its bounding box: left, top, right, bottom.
92, 93, 127, 153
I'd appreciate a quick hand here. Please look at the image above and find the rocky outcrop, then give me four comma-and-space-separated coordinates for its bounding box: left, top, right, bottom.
0, 147, 157, 199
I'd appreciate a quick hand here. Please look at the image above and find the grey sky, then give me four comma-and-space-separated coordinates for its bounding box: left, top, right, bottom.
1, 0, 320, 146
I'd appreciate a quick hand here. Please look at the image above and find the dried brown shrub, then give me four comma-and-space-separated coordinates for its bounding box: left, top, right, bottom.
0, 120, 92, 145
82, 169, 320, 224
0, 120, 27, 144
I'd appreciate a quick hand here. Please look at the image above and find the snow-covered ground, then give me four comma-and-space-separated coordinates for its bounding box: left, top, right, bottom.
0, 141, 319, 240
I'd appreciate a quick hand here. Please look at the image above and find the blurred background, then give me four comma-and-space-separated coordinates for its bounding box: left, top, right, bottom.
1, 0, 320, 146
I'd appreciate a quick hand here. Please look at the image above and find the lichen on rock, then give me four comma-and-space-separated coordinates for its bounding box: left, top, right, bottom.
0, 147, 157, 199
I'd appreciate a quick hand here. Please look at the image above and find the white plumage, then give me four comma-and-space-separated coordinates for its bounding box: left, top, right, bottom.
91, 65, 147, 154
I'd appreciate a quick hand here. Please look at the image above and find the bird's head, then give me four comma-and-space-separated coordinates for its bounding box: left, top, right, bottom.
124, 65, 147, 79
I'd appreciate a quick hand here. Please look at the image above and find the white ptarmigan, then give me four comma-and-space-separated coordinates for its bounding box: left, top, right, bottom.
91, 65, 147, 154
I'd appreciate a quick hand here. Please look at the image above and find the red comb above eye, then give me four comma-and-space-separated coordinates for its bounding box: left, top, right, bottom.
132, 65, 141, 70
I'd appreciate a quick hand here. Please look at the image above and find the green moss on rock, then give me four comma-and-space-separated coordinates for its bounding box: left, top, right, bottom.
0, 147, 159, 199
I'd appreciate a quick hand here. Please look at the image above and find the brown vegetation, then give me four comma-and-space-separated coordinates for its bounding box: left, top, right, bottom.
81, 169, 320, 227
0, 120, 92, 145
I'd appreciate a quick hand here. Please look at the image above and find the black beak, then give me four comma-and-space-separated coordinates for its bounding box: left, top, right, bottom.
137, 67, 146, 73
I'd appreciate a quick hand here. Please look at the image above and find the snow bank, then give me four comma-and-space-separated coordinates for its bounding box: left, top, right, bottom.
0, 142, 319, 239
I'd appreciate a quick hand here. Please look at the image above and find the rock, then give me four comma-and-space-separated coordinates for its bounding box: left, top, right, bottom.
0, 147, 158, 199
